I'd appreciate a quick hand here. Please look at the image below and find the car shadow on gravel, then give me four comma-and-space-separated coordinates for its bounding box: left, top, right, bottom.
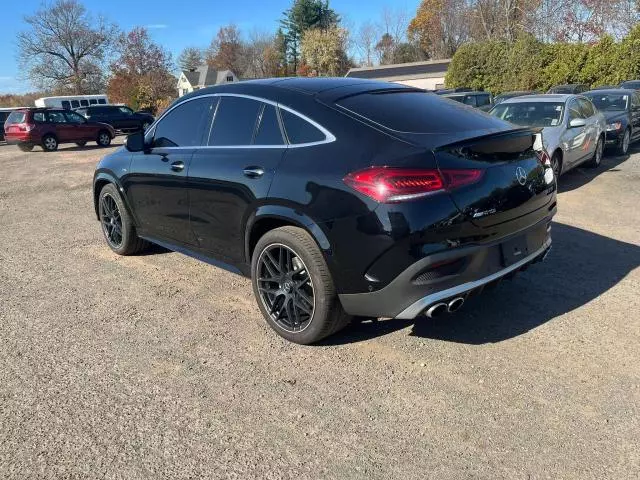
558, 147, 635, 193
322, 222, 640, 345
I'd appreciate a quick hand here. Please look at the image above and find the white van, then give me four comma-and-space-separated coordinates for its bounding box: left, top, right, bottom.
34, 94, 109, 110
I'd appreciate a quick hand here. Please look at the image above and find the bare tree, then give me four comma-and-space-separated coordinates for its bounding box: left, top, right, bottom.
242, 29, 275, 78
381, 6, 410, 43
17, 0, 117, 94
355, 21, 381, 66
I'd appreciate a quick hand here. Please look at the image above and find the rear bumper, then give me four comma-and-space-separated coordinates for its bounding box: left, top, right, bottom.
338, 216, 553, 319
4, 133, 34, 145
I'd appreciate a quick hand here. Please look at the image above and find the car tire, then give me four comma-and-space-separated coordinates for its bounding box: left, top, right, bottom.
98, 183, 149, 256
619, 129, 630, 155
551, 151, 562, 178
251, 226, 351, 345
587, 136, 604, 168
41, 134, 58, 152
18, 144, 34, 152
97, 130, 112, 147
76, 141, 87, 147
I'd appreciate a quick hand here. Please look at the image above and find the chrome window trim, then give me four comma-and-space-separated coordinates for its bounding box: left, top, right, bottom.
144, 92, 336, 150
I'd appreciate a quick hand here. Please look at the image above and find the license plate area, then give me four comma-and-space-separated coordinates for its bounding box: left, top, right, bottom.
500, 235, 531, 267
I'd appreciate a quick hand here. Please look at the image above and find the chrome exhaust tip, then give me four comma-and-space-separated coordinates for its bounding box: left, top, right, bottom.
425, 303, 448, 318
447, 297, 465, 313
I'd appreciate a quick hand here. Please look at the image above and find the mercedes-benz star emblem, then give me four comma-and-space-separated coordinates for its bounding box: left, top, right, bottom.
515, 166, 527, 186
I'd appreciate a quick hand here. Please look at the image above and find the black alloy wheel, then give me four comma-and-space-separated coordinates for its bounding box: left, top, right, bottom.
100, 193, 123, 249
256, 243, 315, 333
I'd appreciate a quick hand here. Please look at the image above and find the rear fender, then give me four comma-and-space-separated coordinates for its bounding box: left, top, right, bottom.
244, 205, 332, 264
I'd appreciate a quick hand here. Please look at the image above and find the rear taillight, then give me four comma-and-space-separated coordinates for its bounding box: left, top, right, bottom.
343, 167, 483, 203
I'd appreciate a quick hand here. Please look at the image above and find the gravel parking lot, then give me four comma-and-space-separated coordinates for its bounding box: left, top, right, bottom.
0, 138, 638, 479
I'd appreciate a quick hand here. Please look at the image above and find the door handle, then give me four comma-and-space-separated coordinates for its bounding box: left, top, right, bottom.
243, 166, 265, 178
170, 161, 185, 172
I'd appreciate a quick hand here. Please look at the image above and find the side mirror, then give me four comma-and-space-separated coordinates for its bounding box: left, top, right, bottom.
125, 130, 147, 152
569, 118, 587, 128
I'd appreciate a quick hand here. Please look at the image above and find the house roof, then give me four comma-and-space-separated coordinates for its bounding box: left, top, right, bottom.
345, 59, 451, 82
181, 65, 236, 87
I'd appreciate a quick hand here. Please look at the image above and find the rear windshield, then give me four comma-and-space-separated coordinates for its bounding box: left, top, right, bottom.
337, 91, 507, 134
490, 102, 564, 127
6, 112, 26, 124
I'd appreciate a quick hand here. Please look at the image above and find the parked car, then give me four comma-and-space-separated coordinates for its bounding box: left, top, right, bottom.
584, 88, 640, 155
619, 80, 640, 90
547, 84, 589, 94
4, 108, 115, 152
489, 94, 606, 177
93, 78, 556, 344
442, 91, 493, 111
434, 87, 472, 95
591, 85, 618, 91
75, 105, 154, 133
493, 91, 539, 105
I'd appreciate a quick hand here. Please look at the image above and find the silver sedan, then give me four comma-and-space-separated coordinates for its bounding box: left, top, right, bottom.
489, 94, 606, 177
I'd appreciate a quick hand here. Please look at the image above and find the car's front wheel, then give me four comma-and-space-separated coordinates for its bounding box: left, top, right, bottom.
619, 129, 630, 155
251, 226, 351, 344
98, 183, 148, 255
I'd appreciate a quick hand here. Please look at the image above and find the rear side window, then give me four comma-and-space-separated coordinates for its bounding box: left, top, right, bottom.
153, 97, 213, 148
338, 91, 510, 133
98, 99, 106, 104
463, 95, 477, 107
254, 104, 284, 145
80, 100, 89, 107
280, 109, 325, 144
6, 112, 26, 124
33, 112, 46, 122
48, 111, 67, 123
208, 96, 262, 146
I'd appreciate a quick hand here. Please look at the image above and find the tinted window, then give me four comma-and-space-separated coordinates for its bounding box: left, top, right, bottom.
339, 91, 510, 134
119, 106, 133, 115
463, 95, 477, 107
71, 100, 80, 108
209, 96, 262, 146
0, 112, 9, 122
76, 109, 87, 117
65, 111, 85, 124
48, 111, 67, 123
254, 104, 284, 145
98, 99, 106, 104
153, 97, 213, 148
585, 93, 629, 111
61, 101, 71, 109
89, 99, 97, 105
280, 109, 326, 144
33, 112, 46, 122
6, 112, 26, 124
632, 93, 640, 109
80, 100, 89, 107
476, 95, 491, 107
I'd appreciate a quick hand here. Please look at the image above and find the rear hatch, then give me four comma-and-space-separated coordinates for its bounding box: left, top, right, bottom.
332, 89, 554, 228
4, 111, 29, 134
432, 129, 553, 227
